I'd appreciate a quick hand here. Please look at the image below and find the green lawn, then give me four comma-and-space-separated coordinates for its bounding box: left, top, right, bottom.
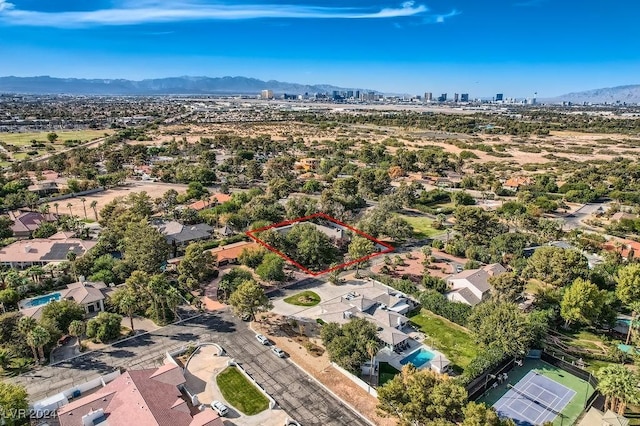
284, 291, 321, 307
0, 130, 110, 146
399, 215, 441, 238
409, 309, 479, 371
216, 367, 269, 415
379, 362, 400, 386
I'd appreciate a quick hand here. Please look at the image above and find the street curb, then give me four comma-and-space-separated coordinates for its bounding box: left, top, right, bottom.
248, 322, 376, 426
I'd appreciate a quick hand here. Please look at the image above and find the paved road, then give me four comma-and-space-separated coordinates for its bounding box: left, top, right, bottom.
12, 310, 368, 426
561, 202, 609, 230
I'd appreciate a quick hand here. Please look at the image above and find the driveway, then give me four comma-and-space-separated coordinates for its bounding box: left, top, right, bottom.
50, 337, 79, 364
560, 201, 609, 230
11, 310, 368, 426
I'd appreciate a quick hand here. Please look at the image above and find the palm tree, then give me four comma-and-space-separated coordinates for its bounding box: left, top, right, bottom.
90, 200, 98, 221
366, 340, 378, 386
0, 348, 14, 371
625, 301, 640, 345
27, 326, 50, 363
67, 202, 73, 217
53, 202, 59, 216
166, 286, 182, 322
596, 364, 640, 415
148, 275, 169, 324
80, 198, 87, 219
116, 287, 138, 331
39, 204, 50, 215
68, 320, 86, 349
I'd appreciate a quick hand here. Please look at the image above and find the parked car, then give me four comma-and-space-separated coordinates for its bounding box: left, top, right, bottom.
284, 419, 301, 426
241, 313, 252, 321
58, 335, 73, 346
255, 334, 269, 345
271, 347, 285, 358
455, 265, 464, 273
211, 400, 229, 417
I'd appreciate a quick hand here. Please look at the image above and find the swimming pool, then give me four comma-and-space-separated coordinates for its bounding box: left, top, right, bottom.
400, 348, 435, 368
20, 292, 62, 309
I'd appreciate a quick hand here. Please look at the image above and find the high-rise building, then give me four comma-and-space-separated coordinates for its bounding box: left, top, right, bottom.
261, 89, 274, 99
460, 93, 469, 102
424, 92, 433, 101
437, 93, 447, 102
495, 93, 504, 102
355, 90, 361, 99
454, 93, 459, 102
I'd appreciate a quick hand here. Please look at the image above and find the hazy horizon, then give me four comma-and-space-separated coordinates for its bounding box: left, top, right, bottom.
1, 0, 639, 97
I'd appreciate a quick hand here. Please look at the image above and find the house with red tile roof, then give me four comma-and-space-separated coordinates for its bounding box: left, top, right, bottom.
188, 194, 232, 211
503, 176, 534, 192
208, 241, 258, 266
57, 363, 222, 426
603, 239, 640, 260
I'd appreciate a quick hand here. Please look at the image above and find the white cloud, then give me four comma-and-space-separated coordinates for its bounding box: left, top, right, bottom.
0, 1, 462, 27
0, 0, 14, 12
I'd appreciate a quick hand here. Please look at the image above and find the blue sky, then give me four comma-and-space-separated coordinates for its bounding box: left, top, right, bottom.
0, 0, 639, 97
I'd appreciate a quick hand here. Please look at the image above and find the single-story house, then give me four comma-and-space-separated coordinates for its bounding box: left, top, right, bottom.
152, 220, 213, 256
446, 263, 507, 306
503, 176, 534, 192
10, 211, 58, 239
19, 280, 109, 320
188, 193, 232, 211
578, 407, 628, 426
275, 222, 348, 242
57, 363, 223, 426
0, 232, 96, 268
603, 239, 640, 260
610, 212, 637, 222
208, 241, 259, 266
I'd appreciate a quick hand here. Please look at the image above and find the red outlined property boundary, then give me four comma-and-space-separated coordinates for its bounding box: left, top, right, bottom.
246, 212, 394, 276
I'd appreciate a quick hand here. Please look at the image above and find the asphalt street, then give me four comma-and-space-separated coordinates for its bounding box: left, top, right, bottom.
12, 310, 369, 426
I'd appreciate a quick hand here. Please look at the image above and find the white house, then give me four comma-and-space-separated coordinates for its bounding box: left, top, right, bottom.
446, 263, 507, 306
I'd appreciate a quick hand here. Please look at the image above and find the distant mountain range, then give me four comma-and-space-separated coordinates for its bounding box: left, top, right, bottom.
0, 75, 372, 96
551, 84, 640, 104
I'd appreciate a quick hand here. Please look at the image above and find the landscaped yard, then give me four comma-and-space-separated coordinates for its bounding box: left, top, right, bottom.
284, 291, 321, 307
399, 215, 441, 239
409, 309, 479, 372
0, 130, 110, 146
216, 366, 269, 415
378, 362, 400, 386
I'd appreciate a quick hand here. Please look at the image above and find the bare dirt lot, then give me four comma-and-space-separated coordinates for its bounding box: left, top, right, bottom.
45, 181, 190, 219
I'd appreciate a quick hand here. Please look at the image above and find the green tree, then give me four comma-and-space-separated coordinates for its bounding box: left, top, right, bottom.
377, 364, 467, 425
111, 286, 139, 331
348, 236, 375, 277
26, 325, 50, 363
320, 317, 378, 373
0, 288, 20, 308
123, 220, 170, 274
0, 216, 14, 239
86, 312, 122, 343
255, 253, 286, 284
0, 382, 28, 426
238, 247, 267, 269
218, 267, 253, 300
454, 207, 507, 246
47, 132, 58, 142
40, 299, 85, 335
560, 278, 603, 327
90, 200, 99, 221
228, 280, 272, 321
32, 221, 58, 238
596, 364, 640, 415
177, 242, 216, 291
522, 247, 588, 287
615, 264, 640, 306
462, 402, 513, 426
467, 302, 546, 357
489, 273, 524, 303
68, 320, 86, 348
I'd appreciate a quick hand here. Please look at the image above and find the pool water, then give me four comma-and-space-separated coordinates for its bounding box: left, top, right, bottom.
22, 292, 61, 308
400, 348, 435, 368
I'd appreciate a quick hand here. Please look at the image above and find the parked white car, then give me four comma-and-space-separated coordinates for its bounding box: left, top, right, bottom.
255, 334, 269, 345
271, 347, 286, 358
211, 400, 229, 416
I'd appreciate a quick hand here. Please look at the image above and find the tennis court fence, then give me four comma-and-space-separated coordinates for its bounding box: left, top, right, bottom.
466, 357, 514, 401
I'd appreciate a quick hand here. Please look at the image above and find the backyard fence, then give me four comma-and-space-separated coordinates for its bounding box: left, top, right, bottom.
331, 362, 378, 398
466, 356, 514, 401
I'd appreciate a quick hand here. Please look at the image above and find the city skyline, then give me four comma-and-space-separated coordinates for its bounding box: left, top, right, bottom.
0, 0, 639, 97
